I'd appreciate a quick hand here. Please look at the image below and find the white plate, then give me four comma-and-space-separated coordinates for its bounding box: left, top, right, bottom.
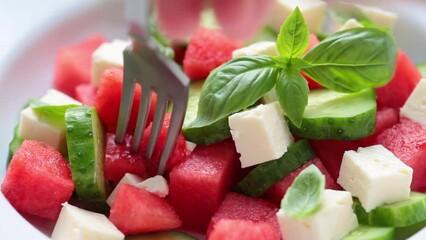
0, 0, 425, 239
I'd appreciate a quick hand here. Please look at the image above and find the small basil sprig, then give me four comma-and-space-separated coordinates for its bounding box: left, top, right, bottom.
281, 165, 325, 218
185, 7, 397, 138
30, 99, 78, 129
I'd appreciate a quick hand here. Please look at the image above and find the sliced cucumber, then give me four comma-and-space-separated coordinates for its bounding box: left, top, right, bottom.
353, 192, 426, 227
7, 124, 24, 167
417, 63, 426, 77
289, 88, 376, 140
236, 139, 315, 197
125, 231, 197, 240
65, 106, 107, 202
183, 80, 205, 127
342, 225, 394, 240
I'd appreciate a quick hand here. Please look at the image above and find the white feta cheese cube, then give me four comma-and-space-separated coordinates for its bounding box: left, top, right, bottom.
51, 202, 124, 240
400, 78, 426, 126
106, 173, 143, 207
269, 0, 327, 34
228, 101, 294, 168
186, 141, 197, 153
91, 39, 129, 86
232, 41, 279, 58
338, 18, 364, 31
356, 4, 397, 30
338, 145, 413, 212
18, 89, 82, 153
136, 175, 169, 198
277, 189, 358, 240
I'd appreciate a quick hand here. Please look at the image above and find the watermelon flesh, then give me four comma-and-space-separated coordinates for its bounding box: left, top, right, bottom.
1, 140, 74, 220
375, 118, 426, 192
94, 67, 157, 134
168, 140, 239, 233
53, 34, 104, 98
75, 83, 97, 106
109, 184, 181, 235
209, 219, 276, 240
207, 192, 281, 240
264, 157, 340, 206
104, 133, 147, 183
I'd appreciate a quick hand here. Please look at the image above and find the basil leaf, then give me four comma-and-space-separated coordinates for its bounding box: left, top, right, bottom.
329, 2, 374, 26
281, 165, 325, 218
187, 56, 280, 128
301, 27, 397, 92
276, 69, 308, 128
149, 18, 174, 59
7, 124, 24, 167
277, 7, 309, 59
30, 99, 78, 130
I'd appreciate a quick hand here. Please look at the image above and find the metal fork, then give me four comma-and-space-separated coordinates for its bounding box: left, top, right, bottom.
115, 0, 189, 175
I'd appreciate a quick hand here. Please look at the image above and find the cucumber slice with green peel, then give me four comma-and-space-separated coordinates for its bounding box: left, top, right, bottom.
183, 80, 205, 127
65, 106, 107, 202
342, 225, 394, 240
7, 124, 24, 167
353, 192, 426, 227
125, 230, 197, 240
289, 88, 376, 140
417, 63, 426, 77
395, 219, 426, 240
236, 139, 315, 197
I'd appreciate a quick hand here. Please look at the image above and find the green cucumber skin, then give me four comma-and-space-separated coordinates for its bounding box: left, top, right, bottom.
342, 225, 394, 240
236, 139, 315, 197
289, 88, 376, 140
125, 230, 197, 240
183, 117, 231, 145
353, 192, 426, 227
7, 124, 24, 167
65, 107, 107, 202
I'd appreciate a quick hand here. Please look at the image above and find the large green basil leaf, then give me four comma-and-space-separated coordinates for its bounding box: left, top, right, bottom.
276, 69, 308, 127
281, 165, 325, 219
301, 27, 397, 92
277, 7, 309, 59
186, 56, 280, 129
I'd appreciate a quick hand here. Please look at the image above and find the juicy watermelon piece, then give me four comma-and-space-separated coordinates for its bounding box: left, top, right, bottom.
75, 83, 97, 106
104, 133, 147, 183
264, 157, 340, 206
358, 107, 399, 146
183, 27, 240, 80
310, 139, 360, 181
1, 140, 74, 220
376, 50, 422, 109
141, 113, 189, 176
209, 219, 275, 240
94, 68, 157, 134
207, 192, 281, 240
53, 35, 105, 98
109, 184, 181, 235
375, 118, 426, 192
168, 140, 239, 232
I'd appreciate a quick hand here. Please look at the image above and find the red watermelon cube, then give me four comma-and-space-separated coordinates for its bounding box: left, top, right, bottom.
168, 140, 239, 232
94, 68, 157, 134
358, 107, 399, 146
104, 133, 147, 183
209, 219, 276, 240
1, 140, 74, 220
183, 27, 240, 80
264, 157, 340, 206
75, 83, 97, 106
141, 113, 189, 176
375, 118, 426, 192
109, 184, 181, 235
207, 192, 281, 240
53, 34, 105, 98
376, 50, 422, 109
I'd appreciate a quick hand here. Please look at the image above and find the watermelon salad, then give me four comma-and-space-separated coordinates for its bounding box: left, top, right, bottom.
3, 1, 426, 240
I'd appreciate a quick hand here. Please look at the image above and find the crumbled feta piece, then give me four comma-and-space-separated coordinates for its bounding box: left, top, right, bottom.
269, 0, 327, 34
338, 18, 364, 31
18, 89, 82, 153
228, 101, 294, 168
106, 173, 143, 207
338, 145, 413, 212
400, 78, 426, 125
232, 41, 278, 58
136, 175, 169, 198
277, 189, 358, 240
356, 4, 397, 30
51, 202, 124, 240
91, 39, 129, 86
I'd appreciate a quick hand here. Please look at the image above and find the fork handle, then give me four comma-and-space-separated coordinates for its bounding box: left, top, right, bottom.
125, 0, 153, 40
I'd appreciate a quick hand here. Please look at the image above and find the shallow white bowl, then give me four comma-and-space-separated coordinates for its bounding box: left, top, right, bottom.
0, 0, 425, 239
